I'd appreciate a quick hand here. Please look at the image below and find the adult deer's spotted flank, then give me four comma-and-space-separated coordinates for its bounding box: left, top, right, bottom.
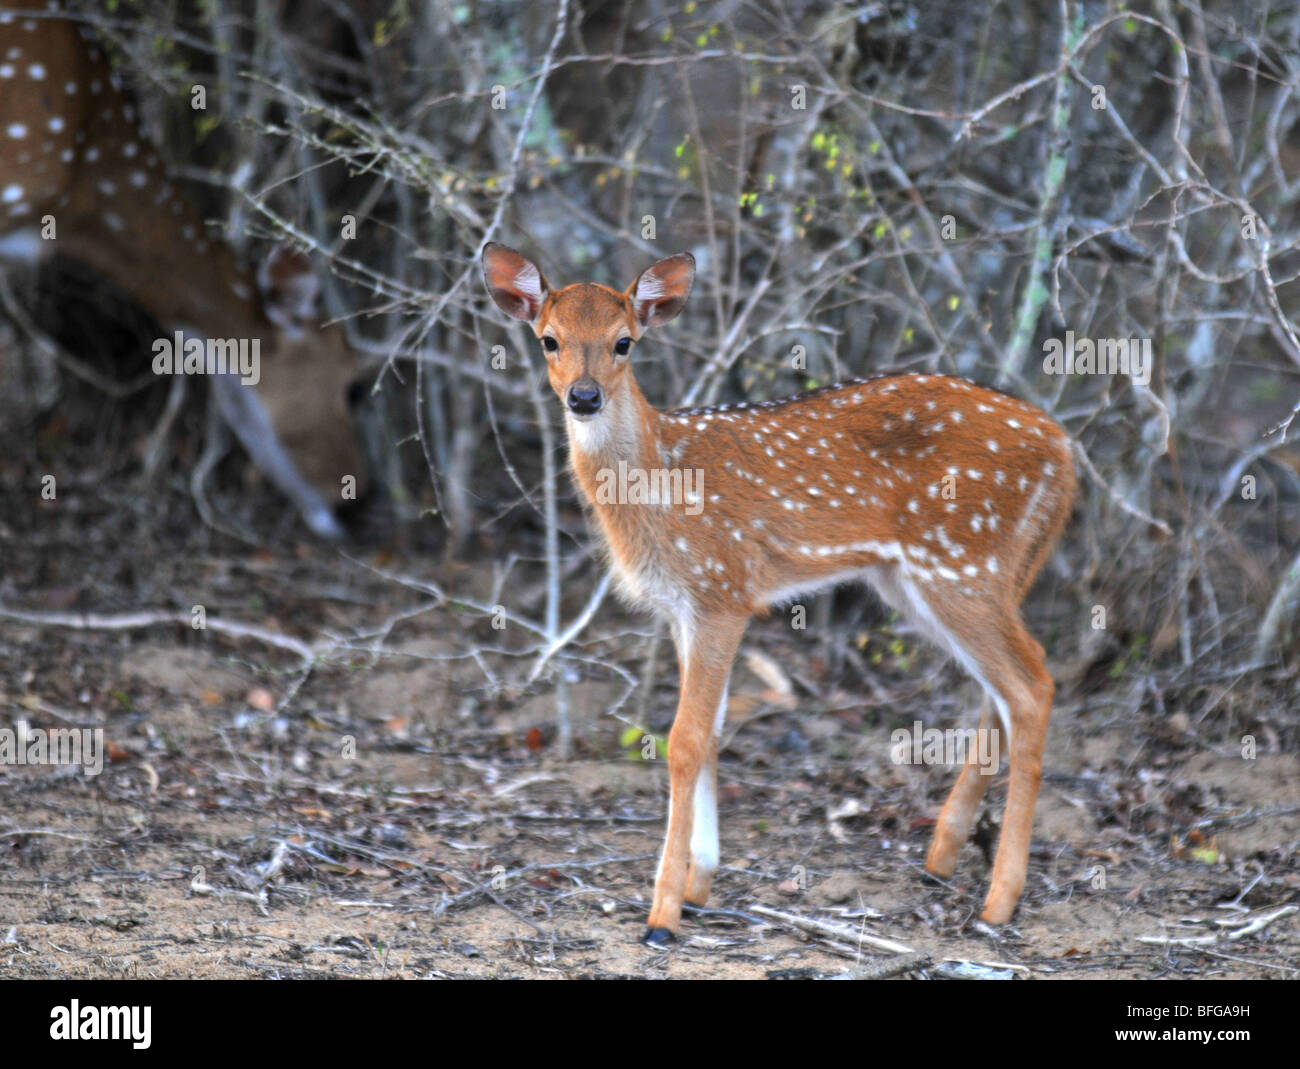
483, 242, 1076, 944
0, 6, 365, 539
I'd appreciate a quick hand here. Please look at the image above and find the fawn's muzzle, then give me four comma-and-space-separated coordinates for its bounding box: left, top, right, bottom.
567, 381, 603, 417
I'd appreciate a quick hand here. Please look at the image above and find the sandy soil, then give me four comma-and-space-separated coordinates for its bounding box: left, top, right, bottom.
1, 439, 1297, 980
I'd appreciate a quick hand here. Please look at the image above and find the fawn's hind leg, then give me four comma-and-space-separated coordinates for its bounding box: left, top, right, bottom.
925, 697, 1001, 878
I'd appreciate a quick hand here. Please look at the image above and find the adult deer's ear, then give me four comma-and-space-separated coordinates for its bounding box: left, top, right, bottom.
627, 253, 695, 328
258, 246, 319, 336
482, 242, 551, 323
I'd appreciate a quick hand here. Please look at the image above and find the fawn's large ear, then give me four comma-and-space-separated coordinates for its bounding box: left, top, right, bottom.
627, 253, 695, 328
482, 242, 550, 323
259, 246, 320, 336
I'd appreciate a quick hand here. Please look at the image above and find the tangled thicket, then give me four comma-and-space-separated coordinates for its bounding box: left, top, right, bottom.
45, 0, 1300, 713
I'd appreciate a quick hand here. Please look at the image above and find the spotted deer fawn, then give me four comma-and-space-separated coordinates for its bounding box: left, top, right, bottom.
0, 6, 364, 539
484, 243, 1076, 942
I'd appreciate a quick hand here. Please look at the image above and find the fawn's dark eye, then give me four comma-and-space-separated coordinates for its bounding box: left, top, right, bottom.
543, 336, 559, 352
614, 337, 632, 356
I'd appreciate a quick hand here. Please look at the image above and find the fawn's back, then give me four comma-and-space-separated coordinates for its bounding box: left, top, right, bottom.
581, 373, 1074, 622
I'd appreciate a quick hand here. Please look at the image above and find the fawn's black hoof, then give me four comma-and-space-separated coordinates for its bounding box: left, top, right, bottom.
641, 926, 676, 947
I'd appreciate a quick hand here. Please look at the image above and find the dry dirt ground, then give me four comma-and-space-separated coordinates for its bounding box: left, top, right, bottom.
1, 446, 1298, 981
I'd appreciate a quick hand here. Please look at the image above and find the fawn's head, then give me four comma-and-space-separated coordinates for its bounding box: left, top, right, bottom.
482, 243, 694, 420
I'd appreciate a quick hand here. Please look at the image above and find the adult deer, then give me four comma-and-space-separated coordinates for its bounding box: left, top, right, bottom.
0, 6, 365, 539
483, 242, 1076, 943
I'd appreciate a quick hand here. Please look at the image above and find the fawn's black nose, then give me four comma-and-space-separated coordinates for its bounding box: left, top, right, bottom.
567, 382, 603, 416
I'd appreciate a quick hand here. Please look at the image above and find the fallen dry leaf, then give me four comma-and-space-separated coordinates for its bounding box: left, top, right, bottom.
245, 687, 275, 712
743, 649, 796, 704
